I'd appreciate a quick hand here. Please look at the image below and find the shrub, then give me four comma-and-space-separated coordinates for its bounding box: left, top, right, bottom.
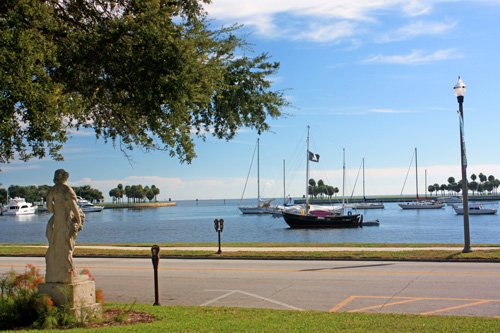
1, 265, 105, 329
0, 264, 47, 329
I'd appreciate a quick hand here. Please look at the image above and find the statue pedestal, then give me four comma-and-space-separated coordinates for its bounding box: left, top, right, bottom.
39, 275, 102, 319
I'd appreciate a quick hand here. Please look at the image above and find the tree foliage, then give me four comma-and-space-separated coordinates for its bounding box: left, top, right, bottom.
0, 0, 286, 165
427, 173, 500, 196
73, 185, 104, 203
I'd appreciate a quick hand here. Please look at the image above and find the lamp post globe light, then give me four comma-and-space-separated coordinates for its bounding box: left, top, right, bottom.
454, 76, 471, 253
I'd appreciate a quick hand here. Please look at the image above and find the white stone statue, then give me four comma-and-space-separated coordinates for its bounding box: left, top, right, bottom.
45, 169, 84, 283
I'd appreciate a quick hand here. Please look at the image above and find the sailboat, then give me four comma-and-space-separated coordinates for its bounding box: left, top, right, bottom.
238, 138, 275, 214
398, 148, 445, 210
352, 158, 385, 209
281, 127, 363, 228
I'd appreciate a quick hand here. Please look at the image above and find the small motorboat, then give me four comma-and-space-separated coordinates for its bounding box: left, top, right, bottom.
77, 197, 104, 212
453, 204, 497, 215
3, 197, 37, 215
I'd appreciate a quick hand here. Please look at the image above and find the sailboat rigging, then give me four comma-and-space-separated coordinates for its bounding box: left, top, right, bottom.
239, 138, 275, 214
398, 148, 444, 210
280, 126, 364, 228
351, 158, 385, 209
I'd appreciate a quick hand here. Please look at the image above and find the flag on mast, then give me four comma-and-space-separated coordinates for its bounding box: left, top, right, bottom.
308, 151, 320, 162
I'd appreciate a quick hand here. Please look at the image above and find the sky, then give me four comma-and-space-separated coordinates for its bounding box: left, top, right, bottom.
2, 0, 500, 202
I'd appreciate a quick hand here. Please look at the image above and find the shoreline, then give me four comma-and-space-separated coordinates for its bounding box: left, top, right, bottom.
293, 195, 500, 204
101, 202, 176, 209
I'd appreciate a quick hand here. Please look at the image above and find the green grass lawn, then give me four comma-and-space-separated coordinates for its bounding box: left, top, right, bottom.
10, 304, 500, 333
1, 243, 499, 261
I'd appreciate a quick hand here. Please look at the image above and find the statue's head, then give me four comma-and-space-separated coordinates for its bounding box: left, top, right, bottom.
53, 169, 69, 184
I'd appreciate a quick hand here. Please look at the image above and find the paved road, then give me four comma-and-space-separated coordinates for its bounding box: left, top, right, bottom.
2, 257, 500, 318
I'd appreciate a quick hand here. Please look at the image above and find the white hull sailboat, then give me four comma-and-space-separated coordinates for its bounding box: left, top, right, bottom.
399, 148, 444, 210
238, 138, 275, 214
351, 158, 385, 210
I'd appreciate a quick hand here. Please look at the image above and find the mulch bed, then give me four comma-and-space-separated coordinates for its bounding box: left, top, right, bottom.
85, 309, 156, 328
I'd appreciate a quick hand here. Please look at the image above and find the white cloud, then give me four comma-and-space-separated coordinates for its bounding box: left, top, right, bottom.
205, 0, 437, 42
0, 164, 42, 173
294, 22, 356, 43
363, 48, 461, 65
377, 20, 457, 43
368, 108, 415, 114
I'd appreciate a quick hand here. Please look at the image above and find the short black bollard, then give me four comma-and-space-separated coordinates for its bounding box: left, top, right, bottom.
214, 219, 224, 254
151, 245, 160, 306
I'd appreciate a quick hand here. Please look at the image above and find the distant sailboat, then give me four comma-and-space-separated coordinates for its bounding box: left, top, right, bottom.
399, 148, 444, 210
239, 138, 275, 214
352, 158, 385, 210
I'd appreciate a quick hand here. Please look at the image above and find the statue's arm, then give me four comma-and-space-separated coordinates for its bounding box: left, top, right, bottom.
69, 189, 82, 232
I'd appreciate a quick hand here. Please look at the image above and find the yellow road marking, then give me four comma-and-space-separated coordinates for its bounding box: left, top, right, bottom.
340, 295, 500, 302
330, 296, 500, 315
420, 300, 491, 315
330, 296, 357, 312
349, 298, 423, 313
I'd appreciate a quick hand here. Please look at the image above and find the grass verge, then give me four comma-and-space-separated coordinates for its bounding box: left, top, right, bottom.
10, 304, 500, 333
1, 245, 499, 261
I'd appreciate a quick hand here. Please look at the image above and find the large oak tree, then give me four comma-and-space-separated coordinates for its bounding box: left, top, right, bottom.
0, 0, 286, 165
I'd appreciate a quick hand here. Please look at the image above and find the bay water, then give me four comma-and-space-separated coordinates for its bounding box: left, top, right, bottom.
1, 199, 499, 244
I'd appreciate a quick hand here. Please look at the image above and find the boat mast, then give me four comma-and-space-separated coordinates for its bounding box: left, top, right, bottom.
425, 169, 428, 198
342, 148, 346, 208
306, 126, 310, 213
283, 159, 286, 205
415, 147, 419, 200
362, 158, 366, 201
257, 138, 260, 202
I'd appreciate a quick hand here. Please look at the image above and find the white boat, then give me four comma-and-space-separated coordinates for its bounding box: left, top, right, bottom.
353, 202, 385, 209
77, 197, 104, 212
351, 158, 385, 210
453, 204, 497, 215
399, 200, 445, 209
438, 196, 462, 205
239, 199, 276, 214
399, 148, 443, 210
3, 197, 37, 215
238, 138, 275, 215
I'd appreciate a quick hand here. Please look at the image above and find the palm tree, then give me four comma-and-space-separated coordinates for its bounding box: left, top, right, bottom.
151, 185, 160, 201
469, 181, 478, 195
125, 185, 131, 203
117, 184, 124, 203
479, 173, 487, 183
109, 188, 118, 203
439, 184, 447, 195
433, 183, 440, 197
428, 185, 435, 196
326, 186, 334, 199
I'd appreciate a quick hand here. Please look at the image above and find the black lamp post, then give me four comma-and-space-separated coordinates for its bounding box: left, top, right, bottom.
454, 77, 471, 253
